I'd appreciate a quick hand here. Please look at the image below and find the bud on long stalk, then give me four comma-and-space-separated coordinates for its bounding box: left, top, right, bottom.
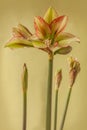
59, 57, 80, 130
22, 63, 28, 130
54, 69, 62, 130
22, 63, 28, 93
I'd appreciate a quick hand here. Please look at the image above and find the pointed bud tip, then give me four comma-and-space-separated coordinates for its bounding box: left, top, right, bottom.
23, 63, 27, 71
56, 69, 62, 75
55, 69, 62, 89
24, 63, 26, 67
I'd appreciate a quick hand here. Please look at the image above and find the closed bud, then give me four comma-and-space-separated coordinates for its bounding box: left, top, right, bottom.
68, 57, 80, 87
22, 63, 28, 92
55, 69, 62, 90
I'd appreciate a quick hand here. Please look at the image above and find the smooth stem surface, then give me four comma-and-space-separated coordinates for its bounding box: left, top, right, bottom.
54, 89, 59, 130
46, 56, 53, 130
23, 92, 27, 130
60, 87, 72, 130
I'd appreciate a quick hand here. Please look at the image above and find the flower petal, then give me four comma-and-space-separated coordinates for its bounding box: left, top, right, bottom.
50, 15, 68, 34
18, 24, 32, 37
55, 32, 80, 47
12, 24, 32, 39
5, 37, 47, 49
54, 46, 72, 55
34, 16, 51, 39
31, 40, 47, 48
44, 7, 58, 24
5, 38, 33, 49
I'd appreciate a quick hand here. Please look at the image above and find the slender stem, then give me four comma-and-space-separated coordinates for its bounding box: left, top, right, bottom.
54, 89, 59, 130
23, 92, 27, 130
60, 87, 72, 130
46, 55, 53, 130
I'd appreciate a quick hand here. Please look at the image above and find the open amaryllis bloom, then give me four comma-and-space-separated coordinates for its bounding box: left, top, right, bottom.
5, 7, 80, 56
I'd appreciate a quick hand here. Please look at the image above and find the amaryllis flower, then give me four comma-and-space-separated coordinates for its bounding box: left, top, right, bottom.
5, 7, 80, 56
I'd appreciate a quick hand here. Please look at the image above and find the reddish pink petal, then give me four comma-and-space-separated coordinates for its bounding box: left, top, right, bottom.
34, 16, 51, 39
50, 15, 68, 34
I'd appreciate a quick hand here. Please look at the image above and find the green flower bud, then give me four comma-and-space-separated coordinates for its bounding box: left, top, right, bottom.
22, 63, 28, 92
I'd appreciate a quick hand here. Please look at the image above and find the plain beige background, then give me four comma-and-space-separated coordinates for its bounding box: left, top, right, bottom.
0, 0, 87, 130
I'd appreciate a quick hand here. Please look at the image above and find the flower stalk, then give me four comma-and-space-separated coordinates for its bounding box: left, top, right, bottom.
59, 87, 72, 130
54, 89, 59, 130
46, 54, 53, 130
23, 92, 27, 130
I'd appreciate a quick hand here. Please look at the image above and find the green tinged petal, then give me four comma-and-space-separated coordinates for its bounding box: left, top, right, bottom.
5, 38, 46, 49
44, 7, 58, 24
12, 24, 32, 39
32, 40, 47, 48
50, 16, 68, 35
55, 32, 80, 46
5, 39, 33, 49
54, 46, 72, 55
18, 24, 32, 37
34, 16, 51, 39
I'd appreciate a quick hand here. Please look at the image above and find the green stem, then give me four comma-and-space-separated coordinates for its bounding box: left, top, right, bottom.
23, 92, 27, 130
46, 55, 53, 130
54, 89, 59, 130
60, 87, 72, 130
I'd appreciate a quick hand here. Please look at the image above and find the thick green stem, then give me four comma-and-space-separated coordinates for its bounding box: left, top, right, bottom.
54, 89, 59, 130
60, 87, 72, 130
23, 92, 27, 130
46, 55, 53, 130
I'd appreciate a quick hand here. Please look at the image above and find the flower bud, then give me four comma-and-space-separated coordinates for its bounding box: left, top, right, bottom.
55, 69, 62, 90
68, 57, 80, 87
22, 63, 28, 92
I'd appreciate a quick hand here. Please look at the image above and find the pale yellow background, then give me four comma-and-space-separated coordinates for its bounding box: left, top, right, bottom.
0, 0, 86, 130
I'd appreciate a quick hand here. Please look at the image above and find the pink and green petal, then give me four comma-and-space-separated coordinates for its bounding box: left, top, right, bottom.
34, 16, 51, 39
54, 46, 72, 55
55, 32, 80, 47
5, 38, 34, 49
31, 40, 47, 48
44, 7, 58, 24
12, 24, 32, 39
50, 15, 68, 35
18, 24, 32, 37
12, 27, 23, 38
5, 37, 47, 49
